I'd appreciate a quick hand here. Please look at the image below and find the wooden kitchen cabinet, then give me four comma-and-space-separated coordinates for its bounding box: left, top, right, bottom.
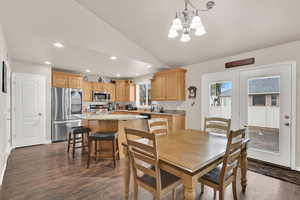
115, 80, 135, 102
52, 71, 82, 89
151, 113, 185, 133
82, 80, 92, 102
151, 68, 186, 101
105, 83, 116, 102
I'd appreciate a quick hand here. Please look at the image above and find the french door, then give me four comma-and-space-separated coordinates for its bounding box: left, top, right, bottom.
202, 63, 295, 167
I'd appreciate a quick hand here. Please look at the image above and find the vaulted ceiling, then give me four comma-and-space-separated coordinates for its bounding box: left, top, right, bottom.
1, 0, 300, 77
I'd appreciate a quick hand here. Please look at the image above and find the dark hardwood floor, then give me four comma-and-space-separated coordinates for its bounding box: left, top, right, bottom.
1, 142, 300, 200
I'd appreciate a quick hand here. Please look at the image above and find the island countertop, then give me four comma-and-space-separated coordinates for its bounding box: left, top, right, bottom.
76, 113, 147, 121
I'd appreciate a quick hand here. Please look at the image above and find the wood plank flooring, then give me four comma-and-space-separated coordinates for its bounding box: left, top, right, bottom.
1, 142, 300, 200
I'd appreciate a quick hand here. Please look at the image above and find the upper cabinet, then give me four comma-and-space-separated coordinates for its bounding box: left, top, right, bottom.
52, 71, 83, 89
115, 80, 135, 102
151, 68, 186, 101
82, 80, 92, 102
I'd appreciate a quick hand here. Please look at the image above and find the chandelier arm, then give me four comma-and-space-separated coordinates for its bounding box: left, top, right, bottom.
186, 0, 213, 12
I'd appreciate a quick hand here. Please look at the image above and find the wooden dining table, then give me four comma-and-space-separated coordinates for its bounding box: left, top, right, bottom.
122, 129, 250, 200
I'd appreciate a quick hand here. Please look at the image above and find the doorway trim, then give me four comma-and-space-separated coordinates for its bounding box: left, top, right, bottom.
201, 61, 297, 170
11, 72, 47, 148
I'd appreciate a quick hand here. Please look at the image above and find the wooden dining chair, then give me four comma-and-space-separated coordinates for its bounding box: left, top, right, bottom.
199, 129, 246, 200
125, 128, 181, 200
204, 117, 231, 137
148, 118, 169, 135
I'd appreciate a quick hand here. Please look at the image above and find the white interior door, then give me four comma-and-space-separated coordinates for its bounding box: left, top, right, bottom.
240, 64, 293, 167
12, 73, 46, 147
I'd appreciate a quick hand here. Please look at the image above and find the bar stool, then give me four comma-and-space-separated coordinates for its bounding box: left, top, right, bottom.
67, 126, 91, 159
87, 132, 120, 168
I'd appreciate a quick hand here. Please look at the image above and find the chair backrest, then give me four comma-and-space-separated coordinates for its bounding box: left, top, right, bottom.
148, 118, 168, 136
219, 129, 246, 184
204, 117, 231, 136
125, 128, 162, 193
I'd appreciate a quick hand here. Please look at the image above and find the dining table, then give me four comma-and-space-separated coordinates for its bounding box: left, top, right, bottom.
122, 129, 250, 200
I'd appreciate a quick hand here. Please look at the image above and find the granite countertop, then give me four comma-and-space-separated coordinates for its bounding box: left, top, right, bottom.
76, 113, 147, 121
115, 109, 185, 116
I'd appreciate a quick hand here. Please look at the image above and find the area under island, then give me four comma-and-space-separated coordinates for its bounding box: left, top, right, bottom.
77, 113, 148, 158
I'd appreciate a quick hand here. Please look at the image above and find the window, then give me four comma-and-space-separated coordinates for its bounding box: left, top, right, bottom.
271, 95, 278, 106
136, 82, 151, 107
252, 95, 265, 106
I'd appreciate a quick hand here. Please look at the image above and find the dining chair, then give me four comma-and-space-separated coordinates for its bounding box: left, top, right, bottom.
125, 128, 181, 200
198, 129, 246, 200
148, 118, 169, 135
204, 117, 231, 137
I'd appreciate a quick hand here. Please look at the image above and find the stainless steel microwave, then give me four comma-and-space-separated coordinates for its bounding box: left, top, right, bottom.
92, 91, 111, 102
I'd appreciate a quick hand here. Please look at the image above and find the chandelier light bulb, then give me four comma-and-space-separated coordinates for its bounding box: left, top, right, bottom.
195, 26, 206, 36
190, 15, 203, 30
172, 17, 183, 31
168, 29, 178, 38
180, 31, 191, 42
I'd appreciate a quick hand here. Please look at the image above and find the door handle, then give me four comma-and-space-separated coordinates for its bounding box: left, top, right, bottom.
284, 122, 290, 127
38, 113, 42, 116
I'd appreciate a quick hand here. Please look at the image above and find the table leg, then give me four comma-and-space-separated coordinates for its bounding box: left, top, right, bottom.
183, 176, 196, 200
123, 146, 130, 200
240, 148, 248, 192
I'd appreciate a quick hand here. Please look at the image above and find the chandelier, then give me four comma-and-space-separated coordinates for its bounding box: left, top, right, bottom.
168, 0, 215, 42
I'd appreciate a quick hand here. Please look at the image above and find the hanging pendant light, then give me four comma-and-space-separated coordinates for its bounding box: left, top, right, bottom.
167, 0, 215, 42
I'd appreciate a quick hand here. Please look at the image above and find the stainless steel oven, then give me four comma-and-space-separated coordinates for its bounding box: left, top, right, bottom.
92, 91, 111, 102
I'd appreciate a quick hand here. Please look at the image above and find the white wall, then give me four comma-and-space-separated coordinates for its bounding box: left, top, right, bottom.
11, 60, 52, 142
184, 40, 300, 168
0, 25, 11, 185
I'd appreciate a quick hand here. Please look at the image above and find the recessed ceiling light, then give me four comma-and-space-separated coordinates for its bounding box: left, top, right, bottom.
110, 56, 117, 60
136, 73, 140, 76
44, 61, 51, 65
53, 42, 64, 48
146, 65, 152, 68
85, 69, 91, 73
116, 74, 121, 77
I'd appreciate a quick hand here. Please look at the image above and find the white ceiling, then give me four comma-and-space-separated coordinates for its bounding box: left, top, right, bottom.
0, 0, 166, 77
76, 0, 300, 66
1, 0, 300, 77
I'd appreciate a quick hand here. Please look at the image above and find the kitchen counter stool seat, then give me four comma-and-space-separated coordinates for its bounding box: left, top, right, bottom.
67, 126, 91, 159
87, 132, 119, 168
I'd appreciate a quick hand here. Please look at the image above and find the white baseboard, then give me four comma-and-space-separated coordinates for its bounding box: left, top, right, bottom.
294, 167, 300, 172
44, 140, 52, 144
0, 146, 12, 185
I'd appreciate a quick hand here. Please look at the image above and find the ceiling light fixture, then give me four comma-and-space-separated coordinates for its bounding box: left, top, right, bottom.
136, 73, 140, 76
146, 65, 152, 68
53, 42, 64, 48
85, 69, 91, 73
116, 74, 121, 77
44, 61, 51, 65
168, 0, 215, 42
110, 56, 117, 60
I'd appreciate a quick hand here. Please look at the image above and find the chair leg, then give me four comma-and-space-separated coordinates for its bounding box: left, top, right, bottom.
112, 139, 116, 168
172, 188, 177, 200
87, 137, 91, 168
213, 189, 217, 199
232, 180, 238, 200
67, 132, 71, 152
94, 141, 98, 161
201, 183, 204, 194
219, 189, 224, 200
116, 138, 120, 160
72, 134, 76, 159
81, 133, 84, 153
133, 182, 138, 200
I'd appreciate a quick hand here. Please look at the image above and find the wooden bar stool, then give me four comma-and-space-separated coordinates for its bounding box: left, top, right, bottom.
87, 132, 120, 168
67, 126, 91, 159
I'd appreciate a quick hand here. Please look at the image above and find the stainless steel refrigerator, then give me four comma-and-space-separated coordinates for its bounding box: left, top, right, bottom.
51, 88, 83, 142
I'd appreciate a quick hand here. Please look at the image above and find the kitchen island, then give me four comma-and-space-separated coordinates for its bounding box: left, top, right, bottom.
77, 113, 148, 158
